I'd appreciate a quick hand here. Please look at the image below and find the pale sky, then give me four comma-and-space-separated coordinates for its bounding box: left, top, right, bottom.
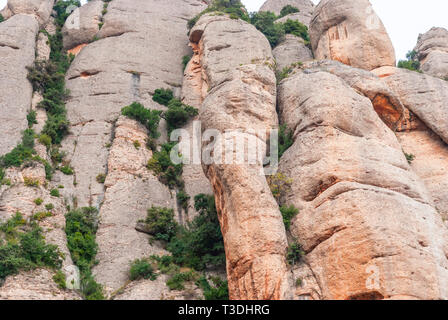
1, 0, 448, 60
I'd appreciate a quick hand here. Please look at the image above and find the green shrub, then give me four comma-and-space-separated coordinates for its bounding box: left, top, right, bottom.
404, 151, 415, 164
142, 206, 178, 242
32, 211, 53, 222
0, 213, 62, 282
53, 270, 66, 289
286, 241, 305, 265
24, 177, 40, 187
133, 140, 141, 150
60, 165, 74, 175
121, 102, 162, 139
163, 99, 198, 134
278, 124, 294, 157
27, 111, 38, 128
282, 19, 309, 43
129, 258, 157, 281
250, 12, 309, 48
65, 207, 104, 300
196, 276, 229, 300
147, 142, 184, 189
0, 14, 4, 23
188, 0, 249, 30
34, 198, 44, 206
177, 190, 190, 212
152, 88, 174, 106
280, 205, 299, 231
250, 11, 284, 47
0, 129, 36, 169
182, 55, 191, 71
50, 189, 60, 197
167, 194, 225, 271
96, 173, 106, 184
45, 203, 55, 211
166, 270, 199, 290
38, 134, 52, 149
279, 5, 299, 18
397, 50, 421, 72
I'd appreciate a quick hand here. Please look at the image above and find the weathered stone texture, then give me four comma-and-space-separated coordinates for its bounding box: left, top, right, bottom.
273, 34, 313, 72
62, 0, 103, 50
0, 14, 38, 155
278, 69, 448, 300
92, 117, 174, 296
191, 14, 292, 300
310, 0, 396, 71
415, 27, 448, 79
260, 0, 315, 26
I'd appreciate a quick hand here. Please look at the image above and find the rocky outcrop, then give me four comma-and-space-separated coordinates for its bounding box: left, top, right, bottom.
310, 0, 396, 71
301, 60, 405, 130
188, 14, 291, 300
92, 117, 174, 296
5, 0, 54, 27
260, 0, 315, 26
373, 66, 448, 222
278, 69, 448, 300
375, 67, 448, 145
61, 0, 207, 209
62, 0, 103, 50
0, 14, 38, 155
273, 34, 313, 72
414, 27, 448, 80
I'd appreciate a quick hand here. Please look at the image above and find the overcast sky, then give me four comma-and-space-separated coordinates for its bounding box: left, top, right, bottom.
1, 0, 447, 60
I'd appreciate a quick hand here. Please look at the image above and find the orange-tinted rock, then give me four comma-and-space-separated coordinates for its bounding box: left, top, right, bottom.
310, 0, 396, 71
190, 14, 292, 300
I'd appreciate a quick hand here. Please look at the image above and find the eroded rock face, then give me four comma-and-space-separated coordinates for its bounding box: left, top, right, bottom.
376, 67, 448, 145
189, 14, 291, 300
0, 14, 38, 155
92, 117, 174, 296
415, 27, 448, 80
273, 34, 313, 72
62, 0, 103, 50
278, 69, 448, 300
260, 0, 315, 26
6, 0, 54, 27
310, 0, 396, 71
61, 0, 207, 208
374, 66, 448, 222
300, 60, 405, 131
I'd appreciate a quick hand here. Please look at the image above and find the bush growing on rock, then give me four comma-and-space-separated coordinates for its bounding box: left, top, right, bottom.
129, 258, 157, 281
0, 14, 4, 23
65, 207, 104, 300
286, 241, 305, 265
0, 213, 62, 283
167, 194, 225, 271
141, 206, 179, 242
152, 88, 174, 106
279, 5, 300, 18
188, 0, 249, 30
397, 50, 421, 72
147, 142, 184, 189
163, 99, 199, 134
121, 102, 162, 139
278, 124, 294, 158
196, 276, 229, 300
280, 205, 299, 231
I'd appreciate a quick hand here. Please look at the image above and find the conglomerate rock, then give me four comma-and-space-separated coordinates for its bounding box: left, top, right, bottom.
189, 14, 292, 300
277, 69, 448, 300
310, 0, 396, 71
0, 14, 38, 155
260, 0, 315, 27
414, 27, 448, 80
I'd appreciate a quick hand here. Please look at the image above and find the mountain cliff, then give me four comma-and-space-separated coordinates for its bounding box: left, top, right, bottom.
1, 0, 448, 300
